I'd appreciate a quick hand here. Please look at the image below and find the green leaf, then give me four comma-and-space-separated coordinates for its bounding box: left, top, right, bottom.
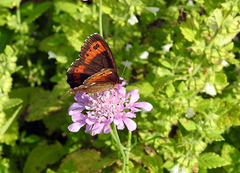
205, 131, 225, 141
207, 9, 223, 28
58, 160, 78, 173
222, 144, 240, 173
159, 59, 172, 69
93, 153, 118, 172
127, 80, 154, 95
59, 149, 101, 173
198, 152, 229, 169
0, 0, 21, 8
154, 75, 186, 93
1, 98, 22, 109
24, 2, 52, 24
23, 141, 63, 173
142, 155, 163, 173
180, 17, 199, 42
0, 106, 21, 135
165, 83, 175, 98
179, 118, 197, 131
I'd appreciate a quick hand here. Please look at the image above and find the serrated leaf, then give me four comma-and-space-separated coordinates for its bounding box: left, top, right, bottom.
180, 17, 199, 42
93, 153, 118, 172
179, 118, 197, 131
0, 0, 20, 8
23, 141, 62, 173
198, 152, 229, 169
60, 149, 101, 173
207, 9, 223, 28
205, 131, 224, 141
4, 45, 14, 56
0, 107, 19, 145
142, 155, 163, 173
165, 83, 175, 98
228, 58, 240, 65
54, 1, 79, 15
0, 106, 21, 135
154, 75, 186, 93
159, 59, 172, 69
127, 80, 154, 95
24, 2, 52, 24
26, 88, 62, 121
1, 98, 22, 109
222, 144, 240, 173
58, 160, 78, 173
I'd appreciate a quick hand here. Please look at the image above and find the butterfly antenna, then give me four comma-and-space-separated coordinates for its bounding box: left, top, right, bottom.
121, 60, 128, 77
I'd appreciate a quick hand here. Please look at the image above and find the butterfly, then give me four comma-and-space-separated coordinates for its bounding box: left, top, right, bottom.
66, 33, 123, 94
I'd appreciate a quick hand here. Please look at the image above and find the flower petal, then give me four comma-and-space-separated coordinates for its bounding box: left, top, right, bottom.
103, 124, 111, 134
126, 89, 139, 103
68, 103, 85, 114
133, 102, 153, 111
123, 118, 137, 131
68, 122, 85, 132
71, 114, 86, 122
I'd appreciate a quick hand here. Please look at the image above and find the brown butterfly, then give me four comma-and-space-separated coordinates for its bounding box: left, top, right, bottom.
66, 33, 123, 93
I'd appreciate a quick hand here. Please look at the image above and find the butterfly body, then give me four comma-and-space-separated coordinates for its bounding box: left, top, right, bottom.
66, 33, 122, 94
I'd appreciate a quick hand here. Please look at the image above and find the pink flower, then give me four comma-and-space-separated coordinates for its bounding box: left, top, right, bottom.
68, 78, 153, 136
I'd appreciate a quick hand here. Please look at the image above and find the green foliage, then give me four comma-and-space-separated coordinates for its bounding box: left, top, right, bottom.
23, 141, 63, 173
1, 0, 240, 172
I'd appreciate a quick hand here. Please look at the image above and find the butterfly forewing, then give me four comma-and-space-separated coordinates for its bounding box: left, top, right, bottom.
66, 33, 121, 93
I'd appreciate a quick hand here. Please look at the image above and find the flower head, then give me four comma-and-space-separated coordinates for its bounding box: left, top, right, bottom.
68, 78, 153, 136
146, 7, 159, 16
202, 82, 216, 96
125, 44, 132, 51
140, 51, 149, 60
221, 60, 229, 67
162, 43, 173, 53
128, 14, 138, 25
185, 107, 195, 118
169, 164, 186, 173
48, 51, 57, 59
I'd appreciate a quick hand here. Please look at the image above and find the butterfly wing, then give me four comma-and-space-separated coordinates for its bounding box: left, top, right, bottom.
68, 69, 120, 93
66, 33, 120, 93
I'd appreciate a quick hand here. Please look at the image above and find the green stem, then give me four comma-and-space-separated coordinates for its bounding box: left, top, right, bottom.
99, 0, 103, 36
125, 131, 132, 173
16, 1, 21, 24
110, 124, 127, 173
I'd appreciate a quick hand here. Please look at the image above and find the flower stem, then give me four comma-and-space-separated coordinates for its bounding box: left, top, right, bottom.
110, 124, 127, 173
99, 0, 103, 36
125, 131, 132, 173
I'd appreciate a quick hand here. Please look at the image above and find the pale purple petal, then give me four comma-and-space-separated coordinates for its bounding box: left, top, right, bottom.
133, 102, 153, 111
91, 123, 104, 136
115, 119, 124, 130
103, 124, 111, 134
68, 103, 85, 114
71, 114, 86, 122
126, 89, 139, 100
85, 117, 96, 125
68, 122, 85, 132
85, 124, 92, 132
123, 118, 137, 131
128, 89, 140, 103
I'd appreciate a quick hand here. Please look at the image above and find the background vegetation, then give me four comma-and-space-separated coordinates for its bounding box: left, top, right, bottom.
1, 0, 240, 172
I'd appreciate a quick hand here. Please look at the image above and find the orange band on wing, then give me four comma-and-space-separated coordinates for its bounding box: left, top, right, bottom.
84, 41, 106, 64
87, 70, 112, 83
74, 65, 87, 73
